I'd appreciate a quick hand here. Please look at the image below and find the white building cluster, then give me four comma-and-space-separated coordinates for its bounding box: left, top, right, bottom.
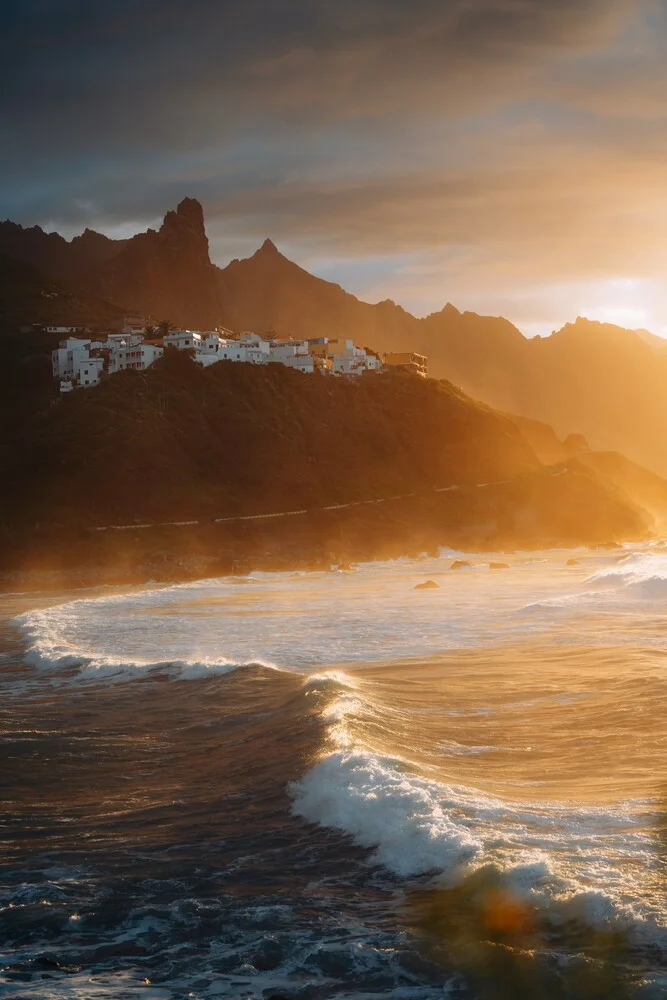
52, 332, 165, 392
163, 330, 384, 376
52, 325, 390, 392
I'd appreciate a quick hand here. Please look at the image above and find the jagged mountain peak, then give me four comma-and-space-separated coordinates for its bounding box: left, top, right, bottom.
176, 196, 205, 223
160, 197, 206, 241
259, 237, 279, 254
424, 303, 460, 322
553, 316, 652, 348
248, 238, 288, 263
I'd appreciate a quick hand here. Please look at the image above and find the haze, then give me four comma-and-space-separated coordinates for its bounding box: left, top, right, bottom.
2, 0, 667, 334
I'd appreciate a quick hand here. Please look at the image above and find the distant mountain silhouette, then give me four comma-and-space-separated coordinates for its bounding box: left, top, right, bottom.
0, 198, 224, 328
0, 219, 126, 281
3, 198, 667, 476
85, 198, 225, 328
220, 243, 667, 478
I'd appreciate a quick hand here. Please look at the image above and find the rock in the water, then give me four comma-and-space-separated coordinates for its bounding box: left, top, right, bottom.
489, 562, 509, 569
566, 558, 579, 566
451, 560, 472, 570
414, 579, 439, 590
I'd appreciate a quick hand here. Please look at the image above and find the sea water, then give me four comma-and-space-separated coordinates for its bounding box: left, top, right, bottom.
2, 546, 667, 997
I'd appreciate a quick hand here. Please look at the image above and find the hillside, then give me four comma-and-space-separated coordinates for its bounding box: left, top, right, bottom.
2, 352, 540, 528
0, 353, 654, 585
4, 198, 667, 478
0, 253, 125, 330
217, 246, 667, 477
575, 451, 667, 535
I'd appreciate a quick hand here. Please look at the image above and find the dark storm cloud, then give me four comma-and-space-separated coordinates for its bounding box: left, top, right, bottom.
0, 0, 636, 213
4, 0, 667, 333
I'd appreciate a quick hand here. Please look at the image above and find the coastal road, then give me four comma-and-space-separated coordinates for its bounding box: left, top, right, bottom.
91, 467, 568, 533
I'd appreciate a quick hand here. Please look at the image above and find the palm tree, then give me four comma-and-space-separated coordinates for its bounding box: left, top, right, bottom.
143, 323, 156, 338
157, 319, 174, 337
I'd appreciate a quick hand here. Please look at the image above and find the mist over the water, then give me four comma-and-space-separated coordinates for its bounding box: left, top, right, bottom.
2, 545, 667, 998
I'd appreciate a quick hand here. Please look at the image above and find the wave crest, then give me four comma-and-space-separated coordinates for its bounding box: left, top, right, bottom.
586, 552, 667, 598
290, 750, 665, 946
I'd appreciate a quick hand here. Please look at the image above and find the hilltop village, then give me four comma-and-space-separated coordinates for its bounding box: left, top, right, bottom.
46, 317, 428, 391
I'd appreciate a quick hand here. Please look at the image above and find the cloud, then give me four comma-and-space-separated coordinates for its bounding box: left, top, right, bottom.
0, 0, 638, 161
2, 0, 667, 333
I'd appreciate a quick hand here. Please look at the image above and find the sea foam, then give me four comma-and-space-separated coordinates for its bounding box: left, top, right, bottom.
14, 606, 279, 681
291, 749, 665, 944
586, 551, 667, 597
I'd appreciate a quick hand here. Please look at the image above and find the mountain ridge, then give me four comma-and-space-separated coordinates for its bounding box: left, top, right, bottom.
3, 197, 667, 476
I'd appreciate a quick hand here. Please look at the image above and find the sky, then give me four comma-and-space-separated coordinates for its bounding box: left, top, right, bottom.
2, 0, 667, 336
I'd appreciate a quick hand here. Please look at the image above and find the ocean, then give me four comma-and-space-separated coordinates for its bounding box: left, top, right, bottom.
2, 546, 667, 999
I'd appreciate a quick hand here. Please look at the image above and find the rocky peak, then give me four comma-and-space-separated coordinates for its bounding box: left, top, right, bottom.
158, 197, 210, 263
441, 302, 461, 317
67, 227, 126, 268
257, 238, 280, 256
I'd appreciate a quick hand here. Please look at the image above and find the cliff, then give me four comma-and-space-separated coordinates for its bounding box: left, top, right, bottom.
85, 198, 225, 328
0, 354, 653, 583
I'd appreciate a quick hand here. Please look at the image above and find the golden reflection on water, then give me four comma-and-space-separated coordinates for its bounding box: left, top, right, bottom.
340, 641, 667, 805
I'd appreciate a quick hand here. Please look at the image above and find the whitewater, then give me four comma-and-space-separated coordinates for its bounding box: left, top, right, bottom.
2, 544, 667, 998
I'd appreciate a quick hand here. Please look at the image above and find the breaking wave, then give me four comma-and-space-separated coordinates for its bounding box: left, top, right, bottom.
291, 747, 665, 947
13, 605, 281, 681
5, 545, 667, 997
586, 551, 667, 598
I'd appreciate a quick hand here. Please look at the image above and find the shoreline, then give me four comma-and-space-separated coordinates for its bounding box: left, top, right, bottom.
0, 475, 641, 596
0, 535, 628, 597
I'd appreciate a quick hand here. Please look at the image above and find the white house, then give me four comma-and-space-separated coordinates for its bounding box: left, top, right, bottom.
76, 357, 104, 387
52, 337, 108, 390
163, 330, 202, 351
239, 332, 272, 361
161, 329, 321, 373
270, 339, 311, 357
201, 332, 223, 353
218, 340, 248, 362
108, 342, 163, 374
163, 330, 270, 367
332, 353, 382, 376
52, 337, 94, 379
107, 332, 143, 349
269, 339, 314, 372
327, 339, 382, 376
304, 336, 381, 376
279, 353, 315, 374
